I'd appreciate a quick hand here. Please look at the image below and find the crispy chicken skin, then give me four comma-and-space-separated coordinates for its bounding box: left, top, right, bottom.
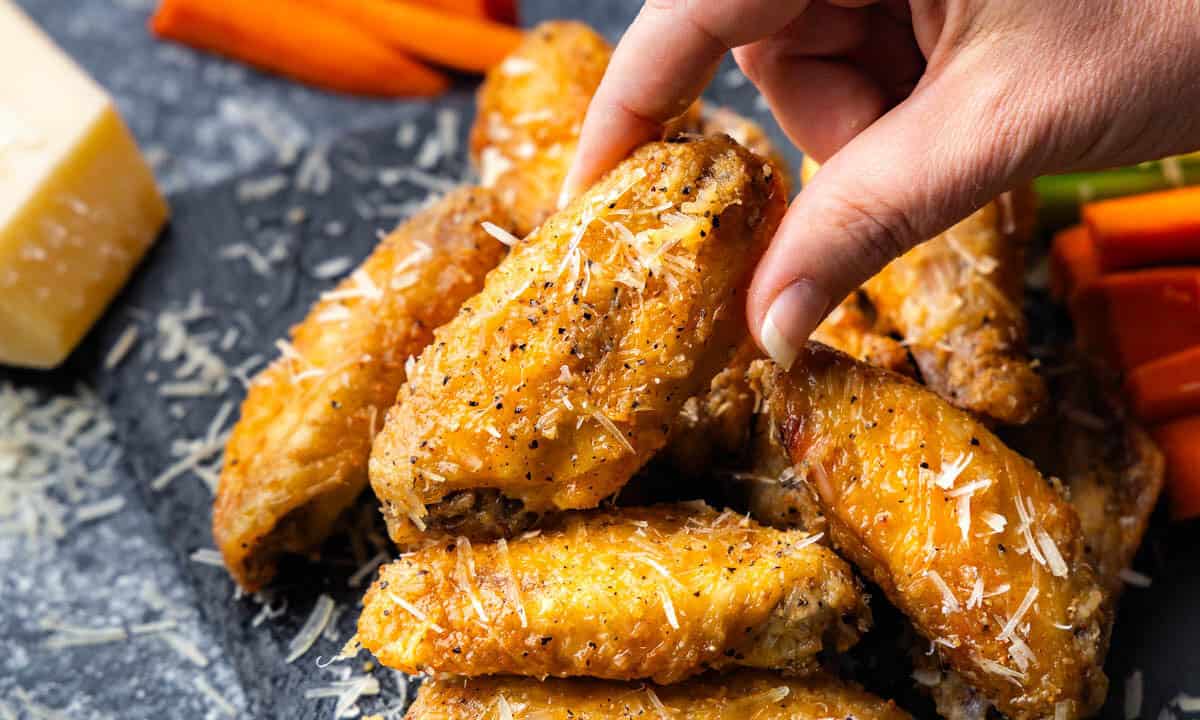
356, 504, 868, 684
863, 190, 1046, 425
756, 343, 1109, 720
404, 671, 912, 720
471, 21, 610, 236
213, 188, 512, 591
370, 137, 785, 546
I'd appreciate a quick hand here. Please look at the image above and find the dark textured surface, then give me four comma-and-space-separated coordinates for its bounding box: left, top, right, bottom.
2, 1, 1197, 718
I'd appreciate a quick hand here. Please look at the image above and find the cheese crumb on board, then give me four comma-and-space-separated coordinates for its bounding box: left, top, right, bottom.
0, 0, 168, 368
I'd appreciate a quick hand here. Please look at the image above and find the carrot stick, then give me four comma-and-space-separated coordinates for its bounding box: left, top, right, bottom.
151, 0, 449, 97
1152, 416, 1200, 520
408, 0, 518, 24
303, 0, 524, 73
1050, 224, 1100, 300
1127, 346, 1200, 423
1071, 268, 1200, 369
1083, 186, 1200, 271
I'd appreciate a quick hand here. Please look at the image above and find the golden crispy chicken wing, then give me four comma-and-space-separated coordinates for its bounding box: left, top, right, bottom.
470, 21, 610, 236
356, 504, 868, 684
404, 671, 912, 720
369, 137, 785, 546
755, 343, 1109, 720
213, 188, 511, 590
863, 191, 1046, 424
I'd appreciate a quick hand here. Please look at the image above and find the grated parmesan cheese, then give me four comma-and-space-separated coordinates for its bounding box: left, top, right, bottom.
926, 570, 961, 612
481, 221, 520, 247
160, 632, 210, 667
1119, 568, 1153, 588
1126, 670, 1143, 720
645, 687, 670, 719
1036, 529, 1069, 577
192, 676, 238, 717
386, 592, 443, 633
312, 256, 355, 280
104, 324, 140, 369
287, 594, 336, 663
496, 538, 527, 628
998, 585, 1039, 642
74, 495, 125, 523
935, 452, 973, 490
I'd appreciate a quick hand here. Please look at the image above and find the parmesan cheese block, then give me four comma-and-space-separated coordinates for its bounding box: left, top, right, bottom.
0, 0, 167, 368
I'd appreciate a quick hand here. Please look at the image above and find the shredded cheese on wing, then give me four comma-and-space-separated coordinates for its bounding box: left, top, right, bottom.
926, 570, 961, 612
998, 585, 1039, 642
495, 538, 528, 629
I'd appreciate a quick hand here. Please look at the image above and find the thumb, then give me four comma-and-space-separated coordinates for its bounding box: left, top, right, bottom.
747, 60, 1037, 370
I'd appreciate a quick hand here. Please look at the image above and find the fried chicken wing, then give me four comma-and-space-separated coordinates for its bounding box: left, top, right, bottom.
756, 343, 1109, 720
695, 105, 792, 195
404, 671, 912, 720
369, 137, 785, 546
863, 191, 1046, 424
213, 188, 512, 590
470, 21, 611, 236
356, 504, 868, 683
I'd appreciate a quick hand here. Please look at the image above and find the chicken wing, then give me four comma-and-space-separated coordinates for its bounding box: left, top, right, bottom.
369, 136, 786, 546
755, 343, 1108, 720
356, 504, 868, 684
404, 671, 912, 720
863, 190, 1046, 424
213, 188, 512, 591
471, 21, 611, 236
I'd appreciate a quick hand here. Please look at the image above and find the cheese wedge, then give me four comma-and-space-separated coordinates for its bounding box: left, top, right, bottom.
0, 0, 168, 368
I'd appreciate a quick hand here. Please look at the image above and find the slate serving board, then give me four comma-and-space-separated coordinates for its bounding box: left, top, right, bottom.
3, 1, 1198, 718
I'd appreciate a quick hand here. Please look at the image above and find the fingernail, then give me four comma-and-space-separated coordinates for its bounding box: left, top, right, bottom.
760, 280, 829, 371
556, 183, 572, 211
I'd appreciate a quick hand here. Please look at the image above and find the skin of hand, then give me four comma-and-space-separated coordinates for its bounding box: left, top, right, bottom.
562, 0, 1200, 369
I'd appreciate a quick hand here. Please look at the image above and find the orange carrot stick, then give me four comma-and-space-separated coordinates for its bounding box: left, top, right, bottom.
1083, 186, 1200, 271
1071, 268, 1200, 369
151, 0, 449, 97
1152, 415, 1200, 520
1127, 346, 1200, 423
408, 0, 518, 24
303, 0, 524, 73
1050, 224, 1100, 300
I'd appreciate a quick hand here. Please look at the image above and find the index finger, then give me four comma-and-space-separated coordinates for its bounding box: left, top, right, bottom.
561, 0, 812, 202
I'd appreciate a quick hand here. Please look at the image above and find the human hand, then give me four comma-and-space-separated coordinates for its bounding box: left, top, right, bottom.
562, 0, 1200, 369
